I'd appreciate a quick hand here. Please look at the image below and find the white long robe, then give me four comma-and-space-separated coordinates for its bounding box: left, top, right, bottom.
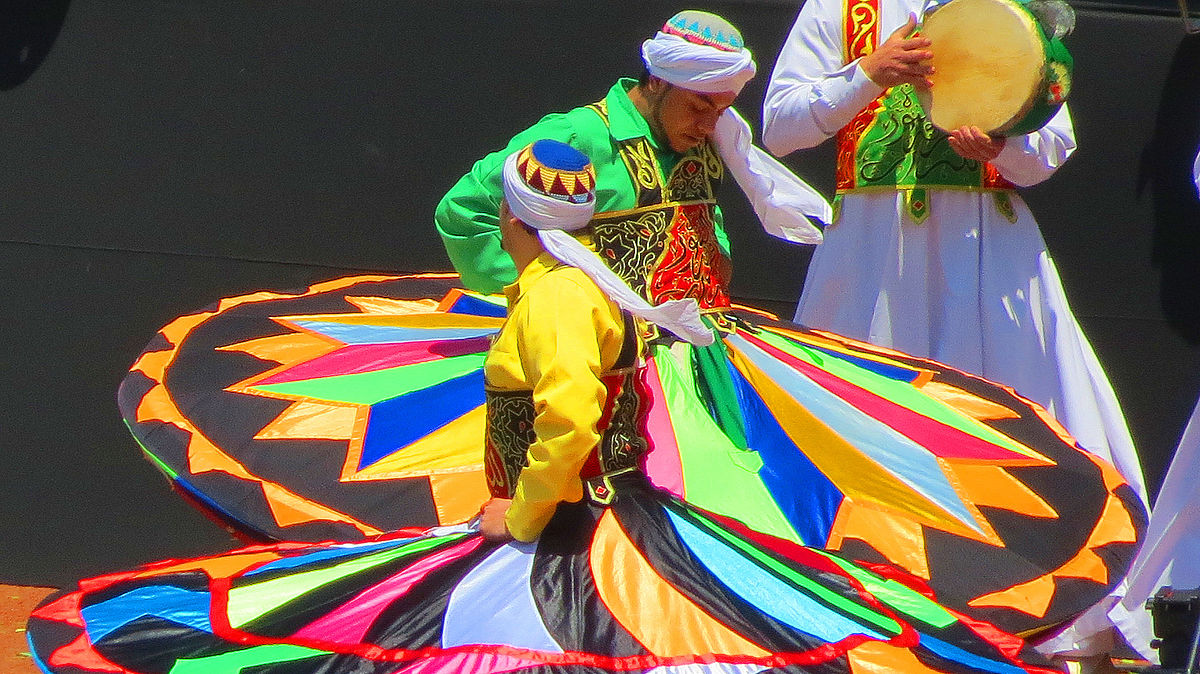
761, 0, 1146, 508
1104, 399, 1200, 662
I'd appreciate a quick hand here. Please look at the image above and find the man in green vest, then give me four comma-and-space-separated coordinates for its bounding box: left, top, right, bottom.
436, 10, 827, 297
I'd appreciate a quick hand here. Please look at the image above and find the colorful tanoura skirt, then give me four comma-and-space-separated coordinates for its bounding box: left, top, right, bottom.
28, 474, 1060, 674
111, 274, 1143, 635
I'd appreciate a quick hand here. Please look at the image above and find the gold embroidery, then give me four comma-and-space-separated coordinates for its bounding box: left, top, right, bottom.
585, 98, 610, 124
666, 157, 714, 202
697, 141, 724, 181
619, 137, 662, 194
664, 143, 722, 202
845, 0, 879, 62
992, 191, 1018, 223
590, 208, 673, 298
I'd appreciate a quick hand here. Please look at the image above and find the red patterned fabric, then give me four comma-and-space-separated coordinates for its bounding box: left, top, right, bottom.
648, 203, 732, 310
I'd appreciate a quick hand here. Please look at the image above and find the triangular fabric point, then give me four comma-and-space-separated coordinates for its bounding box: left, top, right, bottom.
48, 633, 128, 673
30, 591, 84, 627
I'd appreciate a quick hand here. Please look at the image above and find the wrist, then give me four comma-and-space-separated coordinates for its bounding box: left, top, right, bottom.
844, 61, 887, 103
857, 55, 882, 86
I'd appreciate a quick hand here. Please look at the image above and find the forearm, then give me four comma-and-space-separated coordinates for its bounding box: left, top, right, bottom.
435, 113, 592, 294
505, 385, 606, 541
506, 426, 600, 542
434, 171, 516, 294
436, 227, 514, 295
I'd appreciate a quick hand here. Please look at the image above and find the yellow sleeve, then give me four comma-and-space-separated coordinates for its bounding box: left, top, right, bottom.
504, 274, 624, 542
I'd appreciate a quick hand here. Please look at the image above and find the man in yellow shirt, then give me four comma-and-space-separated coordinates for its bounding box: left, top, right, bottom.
476, 139, 711, 542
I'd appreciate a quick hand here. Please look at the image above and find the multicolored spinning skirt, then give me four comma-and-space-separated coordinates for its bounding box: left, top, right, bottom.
116, 274, 1144, 635
28, 476, 1060, 674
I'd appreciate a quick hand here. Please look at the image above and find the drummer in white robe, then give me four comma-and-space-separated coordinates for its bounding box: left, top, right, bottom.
761, 0, 1147, 507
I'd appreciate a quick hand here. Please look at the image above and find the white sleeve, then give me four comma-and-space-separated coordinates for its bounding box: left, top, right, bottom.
988, 103, 1077, 187
763, 0, 885, 157
1193, 145, 1200, 196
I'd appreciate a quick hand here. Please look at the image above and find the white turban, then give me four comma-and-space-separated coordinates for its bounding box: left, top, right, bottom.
641, 31, 756, 96
502, 142, 714, 346
501, 146, 595, 233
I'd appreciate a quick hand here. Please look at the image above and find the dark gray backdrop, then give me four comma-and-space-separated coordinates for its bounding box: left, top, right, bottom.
2, 0, 1198, 586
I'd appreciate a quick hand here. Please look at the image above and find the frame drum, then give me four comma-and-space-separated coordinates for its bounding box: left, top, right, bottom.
917, 0, 1072, 136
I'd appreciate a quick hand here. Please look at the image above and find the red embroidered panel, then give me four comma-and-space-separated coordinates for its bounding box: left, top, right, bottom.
648, 203, 732, 310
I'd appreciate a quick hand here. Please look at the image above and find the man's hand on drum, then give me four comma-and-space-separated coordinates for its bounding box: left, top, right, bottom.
859, 15, 934, 89
948, 126, 1006, 161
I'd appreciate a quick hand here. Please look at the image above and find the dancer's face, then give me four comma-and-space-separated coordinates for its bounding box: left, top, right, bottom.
645, 79, 738, 153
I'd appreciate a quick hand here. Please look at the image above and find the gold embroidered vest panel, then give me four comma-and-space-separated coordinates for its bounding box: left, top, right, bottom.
581, 98, 732, 311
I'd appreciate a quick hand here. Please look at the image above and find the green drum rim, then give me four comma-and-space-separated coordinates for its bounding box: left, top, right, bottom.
1002, 15, 1072, 137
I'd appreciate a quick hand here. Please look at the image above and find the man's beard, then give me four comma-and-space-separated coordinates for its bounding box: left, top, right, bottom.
645, 85, 671, 148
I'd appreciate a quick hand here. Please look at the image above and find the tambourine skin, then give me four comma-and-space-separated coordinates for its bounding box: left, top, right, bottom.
918, 0, 1073, 136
